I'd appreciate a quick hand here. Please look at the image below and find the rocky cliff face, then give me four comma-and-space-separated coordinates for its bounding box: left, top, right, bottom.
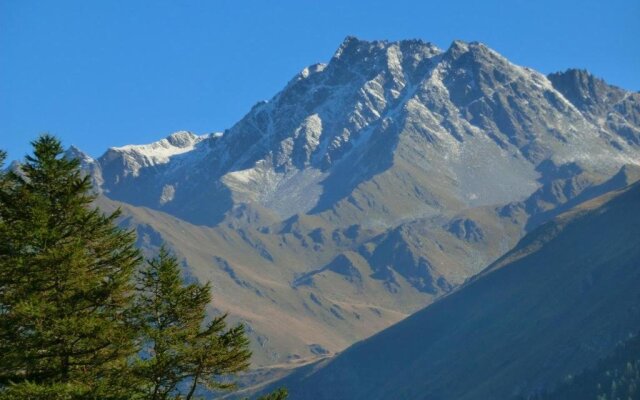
73, 37, 640, 366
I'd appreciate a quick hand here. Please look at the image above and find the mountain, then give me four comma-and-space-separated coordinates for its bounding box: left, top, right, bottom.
86, 38, 640, 226
69, 37, 640, 366
268, 181, 640, 400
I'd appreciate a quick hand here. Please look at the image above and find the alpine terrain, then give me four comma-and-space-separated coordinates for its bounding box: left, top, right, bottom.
66, 37, 640, 369
269, 180, 640, 400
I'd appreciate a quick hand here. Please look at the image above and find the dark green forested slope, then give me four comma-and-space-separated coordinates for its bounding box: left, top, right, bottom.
271, 182, 640, 400
533, 332, 640, 400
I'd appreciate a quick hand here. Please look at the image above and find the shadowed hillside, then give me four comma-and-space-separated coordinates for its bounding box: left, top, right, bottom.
272, 181, 640, 399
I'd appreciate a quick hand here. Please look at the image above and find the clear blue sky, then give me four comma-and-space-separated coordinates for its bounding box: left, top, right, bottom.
2, 0, 639, 161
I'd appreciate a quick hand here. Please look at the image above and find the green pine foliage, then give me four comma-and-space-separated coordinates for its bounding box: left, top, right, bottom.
0, 136, 141, 399
254, 388, 289, 400
0, 136, 287, 399
132, 247, 252, 399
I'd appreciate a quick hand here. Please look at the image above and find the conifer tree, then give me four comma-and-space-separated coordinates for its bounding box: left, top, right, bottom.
0, 136, 142, 399
254, 388, 289, 400
0, 137, 286, 399
132, 247, 253, 399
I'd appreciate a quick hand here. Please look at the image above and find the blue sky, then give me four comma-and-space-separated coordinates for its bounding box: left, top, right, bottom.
1, 0, 639, 161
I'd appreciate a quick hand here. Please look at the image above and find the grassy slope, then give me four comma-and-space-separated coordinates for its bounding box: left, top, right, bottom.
95, 181, 523, 367
277, 181, 640, 399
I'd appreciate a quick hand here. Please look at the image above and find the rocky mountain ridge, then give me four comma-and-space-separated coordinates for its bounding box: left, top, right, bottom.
68, 37, 640, 366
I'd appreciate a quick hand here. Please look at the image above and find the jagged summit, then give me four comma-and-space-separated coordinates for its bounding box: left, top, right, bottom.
72, 37, 640, 368
65, 145, 94, 162
445, 39, 470, 55
548, 68, 640, 144
333, 36, 441, 61
81, 37, 640, 227
335, 35, 440, 49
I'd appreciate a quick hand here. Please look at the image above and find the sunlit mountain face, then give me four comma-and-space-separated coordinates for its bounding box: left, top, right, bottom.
71, 37, 640, 370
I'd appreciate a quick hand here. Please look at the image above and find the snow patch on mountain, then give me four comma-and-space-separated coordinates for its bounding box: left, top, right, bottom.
84, 37, 640, 226
108, 131, 210, 176
112, 131, 203, 155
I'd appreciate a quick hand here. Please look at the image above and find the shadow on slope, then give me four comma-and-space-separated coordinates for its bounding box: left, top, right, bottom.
273, 181, 640, 400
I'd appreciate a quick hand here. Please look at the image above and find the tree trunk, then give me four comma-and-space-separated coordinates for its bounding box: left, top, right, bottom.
185, 367, 201, 400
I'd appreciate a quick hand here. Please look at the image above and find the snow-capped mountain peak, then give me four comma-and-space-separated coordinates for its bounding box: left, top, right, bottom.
81, 38, 640, 226
68, 37, 640, 367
